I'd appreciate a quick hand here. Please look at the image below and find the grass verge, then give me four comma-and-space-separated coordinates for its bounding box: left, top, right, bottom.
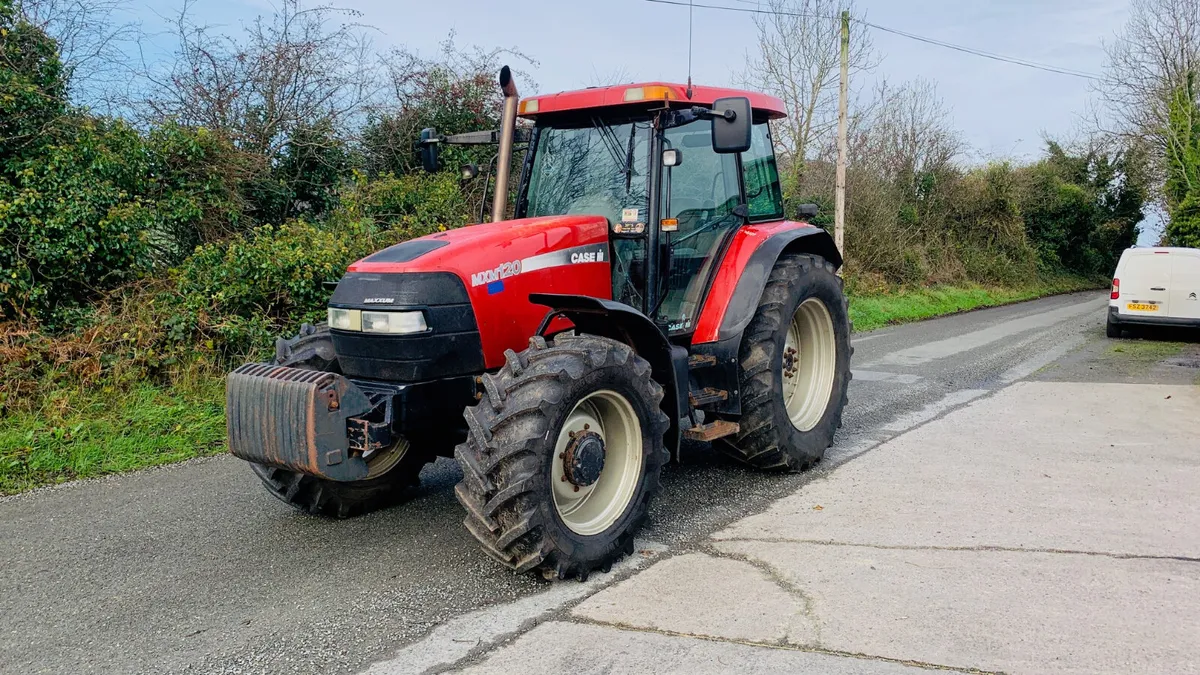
0, 275, 1103, 495
0, 378, 225, 495
848, 276, 1103, 333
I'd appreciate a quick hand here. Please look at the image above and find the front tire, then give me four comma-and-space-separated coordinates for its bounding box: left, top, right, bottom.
721, 253, 851, 471
455, 333, 669, 580
248, 323, 433, 518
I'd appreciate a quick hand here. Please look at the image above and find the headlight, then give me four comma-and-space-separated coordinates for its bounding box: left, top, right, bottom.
328, 307, 361, 331
361, 310, 428, 335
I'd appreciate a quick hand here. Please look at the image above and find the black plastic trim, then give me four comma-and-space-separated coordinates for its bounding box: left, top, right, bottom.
363, 239, 450, 263
1108, 305, 1200, 328
329, 272, 469, 307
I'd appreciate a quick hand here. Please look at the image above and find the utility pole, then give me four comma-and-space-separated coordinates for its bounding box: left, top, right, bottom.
835, 9, 849, 258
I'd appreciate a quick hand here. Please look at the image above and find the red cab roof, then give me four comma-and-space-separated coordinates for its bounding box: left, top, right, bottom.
519, 82, 787, 120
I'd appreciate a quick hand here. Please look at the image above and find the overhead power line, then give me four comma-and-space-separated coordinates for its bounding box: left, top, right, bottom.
644, 0, 1101, 80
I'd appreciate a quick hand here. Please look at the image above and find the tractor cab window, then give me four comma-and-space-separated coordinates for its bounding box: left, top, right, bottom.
657, 119, 742, 332
524, 119, 651, 307
743, 123, 784, 221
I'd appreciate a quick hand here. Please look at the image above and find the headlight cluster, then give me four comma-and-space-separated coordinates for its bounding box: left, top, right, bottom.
328, 308, 429, 335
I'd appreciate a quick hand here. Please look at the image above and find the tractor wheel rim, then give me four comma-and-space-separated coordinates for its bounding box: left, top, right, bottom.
551, 390, 643, 536
782, 297, 837, 432
364, 435, 410, 480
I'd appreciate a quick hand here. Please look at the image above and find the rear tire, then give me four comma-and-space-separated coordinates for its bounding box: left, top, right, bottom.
721, 253, 851, 471
455, 333, 669, 580
247, 323, 433, 518
1106, 316, 1122, 338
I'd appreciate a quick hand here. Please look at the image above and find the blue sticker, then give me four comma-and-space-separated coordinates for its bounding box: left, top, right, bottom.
487, 280, 505, 295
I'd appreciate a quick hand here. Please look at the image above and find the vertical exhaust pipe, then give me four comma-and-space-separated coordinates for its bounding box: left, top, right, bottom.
492, 66, 519, 223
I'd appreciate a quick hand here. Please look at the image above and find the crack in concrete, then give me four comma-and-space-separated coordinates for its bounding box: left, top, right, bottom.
715, 536, 1200, 563
694, 542, 825, 647
418, 546, 683, 675
561, 616, 1006, 674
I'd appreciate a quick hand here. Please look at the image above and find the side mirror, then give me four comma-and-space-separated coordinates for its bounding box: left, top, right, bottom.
419, 127, 440, 172
711, 97, 752, 154
796, 203, 819, 219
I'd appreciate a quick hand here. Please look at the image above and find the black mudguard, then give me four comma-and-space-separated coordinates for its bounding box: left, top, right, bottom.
530, 293, 687, 459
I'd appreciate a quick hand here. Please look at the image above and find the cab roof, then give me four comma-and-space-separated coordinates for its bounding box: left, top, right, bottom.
518, 82, 787, 120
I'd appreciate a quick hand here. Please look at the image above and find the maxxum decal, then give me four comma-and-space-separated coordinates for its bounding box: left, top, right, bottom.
468, 243, 608, 287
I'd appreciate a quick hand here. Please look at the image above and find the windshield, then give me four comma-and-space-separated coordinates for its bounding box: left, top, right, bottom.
524, 120, 651, 227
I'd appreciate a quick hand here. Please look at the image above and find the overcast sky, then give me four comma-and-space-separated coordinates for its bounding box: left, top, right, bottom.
129, 0, 1153, 238
133, 0, 1128, 159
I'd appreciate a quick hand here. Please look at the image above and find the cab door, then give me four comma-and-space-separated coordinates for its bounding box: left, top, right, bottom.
1119, 251, 1171, 318
1167, 249, 1200, 320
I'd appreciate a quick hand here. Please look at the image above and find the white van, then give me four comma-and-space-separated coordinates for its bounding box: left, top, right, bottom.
1107, 247, 1200, 337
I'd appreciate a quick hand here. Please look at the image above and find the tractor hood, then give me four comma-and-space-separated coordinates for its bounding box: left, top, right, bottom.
336, 215, 614, 371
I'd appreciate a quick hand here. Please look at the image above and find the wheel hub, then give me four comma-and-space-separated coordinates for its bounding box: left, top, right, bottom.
562, 430, 606, 487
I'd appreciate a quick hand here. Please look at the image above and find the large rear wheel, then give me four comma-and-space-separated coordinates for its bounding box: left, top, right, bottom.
247, 323, 433, 518
721, 253, 851, 471
455, 333, 669, 580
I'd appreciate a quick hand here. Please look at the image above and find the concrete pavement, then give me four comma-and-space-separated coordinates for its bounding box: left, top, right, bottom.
420, 380, 1200, 674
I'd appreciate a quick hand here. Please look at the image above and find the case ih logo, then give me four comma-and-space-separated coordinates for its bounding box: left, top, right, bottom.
470, 260, 522, 287
571, 250, 603, 263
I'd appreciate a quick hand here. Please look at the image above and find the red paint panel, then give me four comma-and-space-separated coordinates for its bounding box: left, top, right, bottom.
691, 221, 820, 344
521, 82, 786, 120
349, 215, 611, 369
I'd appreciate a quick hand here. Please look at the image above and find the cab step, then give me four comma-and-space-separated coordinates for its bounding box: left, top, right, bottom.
688, 387, 729, 408
683, 420, 740, 442
687, 354, 718, 369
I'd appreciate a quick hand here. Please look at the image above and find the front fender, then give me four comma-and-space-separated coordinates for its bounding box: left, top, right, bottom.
530, 293, 686, 459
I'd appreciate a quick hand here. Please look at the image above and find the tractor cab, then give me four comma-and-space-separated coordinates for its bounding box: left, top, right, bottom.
422, 79, 792, 339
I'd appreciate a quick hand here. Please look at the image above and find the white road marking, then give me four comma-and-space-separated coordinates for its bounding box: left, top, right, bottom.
881, 389, 990, 433
364, 541, 668, 675
866, 298, 1103, 367
999, 334, 1086, 383
851, 369, 924, 384
851, 333, 889, 344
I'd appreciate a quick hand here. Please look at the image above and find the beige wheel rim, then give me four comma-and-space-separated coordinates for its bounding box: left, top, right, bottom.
551, 390, 643, 536
782, 298, 838, 432
363, 435, 411, 480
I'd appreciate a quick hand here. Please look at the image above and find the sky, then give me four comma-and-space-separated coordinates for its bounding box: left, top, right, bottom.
124, 0, 1155, 240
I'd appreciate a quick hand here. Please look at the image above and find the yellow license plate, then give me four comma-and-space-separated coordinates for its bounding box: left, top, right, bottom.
1127, 303, 1158, 312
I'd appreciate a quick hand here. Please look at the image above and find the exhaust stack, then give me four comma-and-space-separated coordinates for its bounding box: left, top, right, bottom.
492, 66, 520, 223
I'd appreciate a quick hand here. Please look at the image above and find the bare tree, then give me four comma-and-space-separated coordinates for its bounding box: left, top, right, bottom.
1096, 0, 1200, 203
143, 0, 376, 161
15, 0, 140, 110
742, 0, 876, 187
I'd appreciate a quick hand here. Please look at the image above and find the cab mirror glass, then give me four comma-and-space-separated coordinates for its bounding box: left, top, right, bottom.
711, 97, 752, 154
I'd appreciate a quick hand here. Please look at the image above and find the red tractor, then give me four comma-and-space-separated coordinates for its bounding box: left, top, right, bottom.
226, 68, 851, 580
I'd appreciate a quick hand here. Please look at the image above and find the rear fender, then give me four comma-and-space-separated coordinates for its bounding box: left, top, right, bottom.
692, 223, 840, 344
530, 293, 686, 459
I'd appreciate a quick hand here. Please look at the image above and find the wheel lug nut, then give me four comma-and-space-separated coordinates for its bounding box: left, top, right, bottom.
558, 452, 565, 459
573, 485, 580, 492
561, 475, 567, 482
583, 423, 590, 430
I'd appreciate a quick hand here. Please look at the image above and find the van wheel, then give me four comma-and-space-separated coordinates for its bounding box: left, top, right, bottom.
1106, 316, 1121, 338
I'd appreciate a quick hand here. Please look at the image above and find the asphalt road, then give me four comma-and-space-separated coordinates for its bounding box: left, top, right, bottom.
3, 290, 1177, 675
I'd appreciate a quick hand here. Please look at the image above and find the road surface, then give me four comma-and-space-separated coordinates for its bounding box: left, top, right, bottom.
3, 290, 1188, 674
